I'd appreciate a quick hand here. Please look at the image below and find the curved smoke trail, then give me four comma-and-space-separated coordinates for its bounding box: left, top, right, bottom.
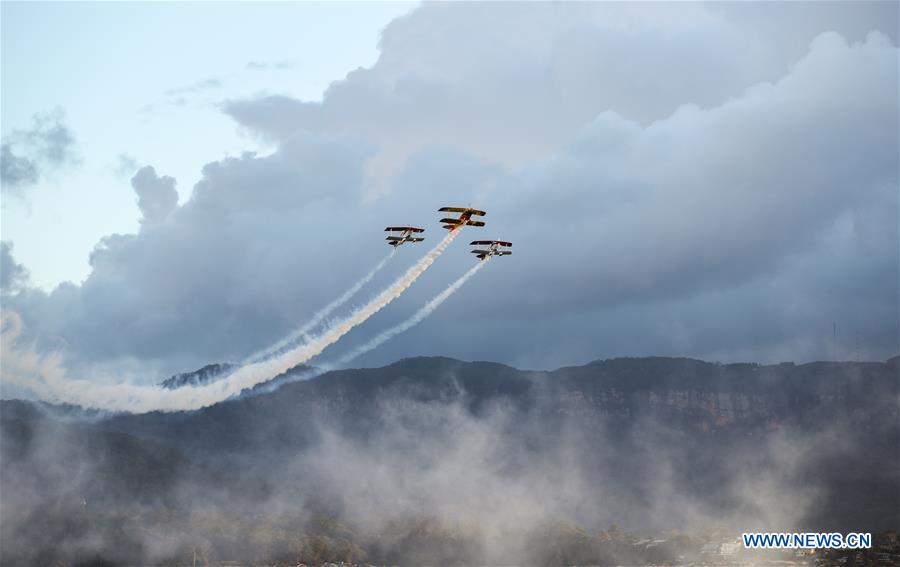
333, 260, 486, 367
1, 230, 460, 413
243, 250, 395, 364
254, 260, 487, 394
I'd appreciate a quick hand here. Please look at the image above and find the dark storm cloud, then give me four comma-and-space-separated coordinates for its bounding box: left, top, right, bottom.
0, 107, 78, 192
2, 3, 897, 380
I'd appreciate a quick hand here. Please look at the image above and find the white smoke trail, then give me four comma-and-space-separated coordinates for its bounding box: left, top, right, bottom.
253, 260, 487, 394
334, 260, 486, 366
1, 230, 460, 413
1, 310, 185, 413
242, 250, 394, 364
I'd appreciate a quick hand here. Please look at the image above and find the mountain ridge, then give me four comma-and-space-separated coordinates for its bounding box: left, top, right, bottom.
4, 354, 898, 419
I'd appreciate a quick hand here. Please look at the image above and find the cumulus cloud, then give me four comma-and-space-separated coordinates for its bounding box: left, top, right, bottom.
1, 243, 30, 293
498, 31, 898, 307
5, 132, 375, 375
1, 107, 78, 193
224, 3, 898, 197
2, 3, 897, 381
131, 166, 179, 226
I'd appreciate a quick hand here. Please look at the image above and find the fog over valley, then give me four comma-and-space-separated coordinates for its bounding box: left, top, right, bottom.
2, 357, 898, 564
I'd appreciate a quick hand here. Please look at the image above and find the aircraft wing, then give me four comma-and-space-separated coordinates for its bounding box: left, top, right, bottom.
386, 226, 425, 232
438, 207, 486, 216
496, 241, 512, 247
440, 217, 464, 225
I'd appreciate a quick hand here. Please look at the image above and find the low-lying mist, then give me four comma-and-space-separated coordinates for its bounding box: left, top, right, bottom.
1, 357, 897, 565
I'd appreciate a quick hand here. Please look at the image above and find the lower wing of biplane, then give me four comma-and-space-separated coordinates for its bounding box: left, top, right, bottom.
439, 217, 486, 229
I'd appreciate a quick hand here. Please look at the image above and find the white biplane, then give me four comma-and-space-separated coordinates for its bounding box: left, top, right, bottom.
384, 226, 425, 247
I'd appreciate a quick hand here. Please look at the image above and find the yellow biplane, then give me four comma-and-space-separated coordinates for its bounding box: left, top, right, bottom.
438, 206, 486, 230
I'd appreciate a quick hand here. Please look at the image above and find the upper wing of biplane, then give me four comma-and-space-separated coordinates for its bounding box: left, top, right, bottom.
438, 207, 486, 216
469, 240, 512, 247
385, 226, 425, 232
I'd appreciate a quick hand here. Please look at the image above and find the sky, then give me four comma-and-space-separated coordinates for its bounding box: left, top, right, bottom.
1, 1, 898, 386
2, 1, 416, 288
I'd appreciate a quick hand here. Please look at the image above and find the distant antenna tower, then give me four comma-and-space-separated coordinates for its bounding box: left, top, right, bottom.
855, 331, 860, 362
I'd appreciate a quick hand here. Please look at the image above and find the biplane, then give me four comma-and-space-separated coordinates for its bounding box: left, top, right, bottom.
384, 226, 425, 247
470, 240, 512, 261
438, 206, 486, 230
